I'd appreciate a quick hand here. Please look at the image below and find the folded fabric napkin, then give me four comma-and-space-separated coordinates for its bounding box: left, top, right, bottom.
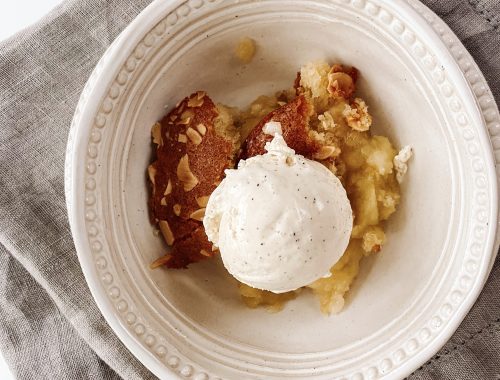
0, 0, 498, 379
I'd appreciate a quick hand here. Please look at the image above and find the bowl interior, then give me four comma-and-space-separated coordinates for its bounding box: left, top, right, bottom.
118, 17, 452, 353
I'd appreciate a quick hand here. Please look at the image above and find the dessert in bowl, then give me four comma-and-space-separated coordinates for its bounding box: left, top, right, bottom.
148, 61, 412, 314
65, 0, 500, 378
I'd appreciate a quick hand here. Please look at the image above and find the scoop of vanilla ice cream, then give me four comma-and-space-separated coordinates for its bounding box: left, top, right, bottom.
203, 122, 353, 293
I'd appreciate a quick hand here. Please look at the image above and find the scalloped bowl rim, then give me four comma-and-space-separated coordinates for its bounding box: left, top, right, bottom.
65, 0, 500, 379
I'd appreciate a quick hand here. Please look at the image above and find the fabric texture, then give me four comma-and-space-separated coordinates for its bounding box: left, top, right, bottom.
0, 0, 498, 379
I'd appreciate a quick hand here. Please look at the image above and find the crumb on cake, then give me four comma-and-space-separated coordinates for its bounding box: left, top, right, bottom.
235, 37, 257, 64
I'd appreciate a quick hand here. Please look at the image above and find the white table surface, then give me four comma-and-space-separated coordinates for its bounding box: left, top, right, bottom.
0, 354, 12, 380
0, 0, 63, 41
1, 2, 64, 378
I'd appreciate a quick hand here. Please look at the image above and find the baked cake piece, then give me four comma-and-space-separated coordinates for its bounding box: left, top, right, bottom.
239, 95, 319, 159
239, 64, 359, 161
148, 91, 240, 268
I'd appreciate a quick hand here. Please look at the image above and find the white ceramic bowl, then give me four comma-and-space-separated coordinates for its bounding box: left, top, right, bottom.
65, 0, 500, 379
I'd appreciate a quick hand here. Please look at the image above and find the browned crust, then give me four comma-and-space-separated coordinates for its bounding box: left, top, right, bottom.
149, 91, 236, 268
239, 95, 319, 159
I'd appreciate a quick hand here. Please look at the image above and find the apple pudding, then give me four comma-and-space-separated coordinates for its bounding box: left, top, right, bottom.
147, 61, 412, 314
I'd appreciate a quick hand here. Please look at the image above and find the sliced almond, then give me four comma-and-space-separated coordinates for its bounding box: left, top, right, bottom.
173, 204, 181, 216
164, 179, 172, 196
327, 71, 355, 99
189, 208, 206, 221
150, 254, 172, 269
178, 134, 187, 143
196, 123, 207, 136
178, 117, 191, 125
196, 91, 206, 100
151, 122, 162, 145
181, 109, 193, 118
200, 249, 211, 257
188, 96, 204, 108
159, 220, 174, 245
196, 195, 210, 208
186, 127, 203, 145
313, 146, 338, 160
179, 109, 194, 125
148, 165, 157, 185
177, 154, 199, 191
177, 103, 185, 115
170, 114, 178, 122
212, 244, 218, 252
343, 98, 372, 132
160, 197, 167, 206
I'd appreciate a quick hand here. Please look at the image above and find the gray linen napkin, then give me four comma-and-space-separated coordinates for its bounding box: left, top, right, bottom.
0, 0, 498, 379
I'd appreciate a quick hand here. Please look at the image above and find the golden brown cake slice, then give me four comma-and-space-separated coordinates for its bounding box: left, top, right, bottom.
239, 94, 319, 159
239, 64, 359, 161
148, 91, 239, 268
